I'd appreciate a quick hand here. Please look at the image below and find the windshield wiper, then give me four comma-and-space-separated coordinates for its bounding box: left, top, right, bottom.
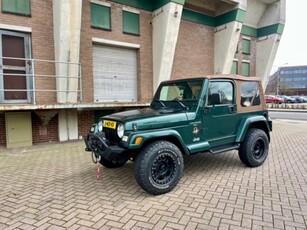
157, 100, 166, 107
173, 98, 188, 110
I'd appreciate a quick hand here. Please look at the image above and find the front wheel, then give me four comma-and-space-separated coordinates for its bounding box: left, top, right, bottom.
134, 141, 184, 195
239, 128, 269, 167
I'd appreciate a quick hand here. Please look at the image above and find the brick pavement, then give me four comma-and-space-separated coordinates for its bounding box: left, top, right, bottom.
0, 120, 307, 229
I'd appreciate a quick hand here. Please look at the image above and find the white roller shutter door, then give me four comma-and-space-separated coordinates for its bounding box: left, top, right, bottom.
93, 45, 138, 102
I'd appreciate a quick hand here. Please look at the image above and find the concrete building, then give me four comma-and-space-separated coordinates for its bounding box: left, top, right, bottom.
0, 0, 285, 148
266, 65, 307, 96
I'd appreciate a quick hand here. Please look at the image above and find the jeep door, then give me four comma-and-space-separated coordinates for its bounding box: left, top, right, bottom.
202, 80, 239, 147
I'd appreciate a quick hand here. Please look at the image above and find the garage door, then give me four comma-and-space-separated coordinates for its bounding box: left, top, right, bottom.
93, 45, 138, 102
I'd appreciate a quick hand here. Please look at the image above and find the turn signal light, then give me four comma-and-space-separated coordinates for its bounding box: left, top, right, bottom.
135, 137, 143, 145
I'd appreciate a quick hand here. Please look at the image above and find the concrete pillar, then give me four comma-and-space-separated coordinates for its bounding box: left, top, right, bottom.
256, 0, 285, 90
214, 21, 242, 74
256, 34, 281, 89
53, 0, 82, 103
67, 0, 82, 103
152, 2, 183, 92
58, 110, 78, 141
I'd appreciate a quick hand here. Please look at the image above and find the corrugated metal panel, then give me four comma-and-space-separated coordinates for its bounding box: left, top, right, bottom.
93, 45, 138, 102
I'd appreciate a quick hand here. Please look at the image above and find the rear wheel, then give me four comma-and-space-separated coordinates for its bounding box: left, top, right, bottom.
135, 141, 184, 195
239, 128, 269, 167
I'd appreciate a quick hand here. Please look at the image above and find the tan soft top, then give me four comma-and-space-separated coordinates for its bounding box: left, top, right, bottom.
166, 75, 262, 83
166, 74, 267, 112
205, 74, 261, 82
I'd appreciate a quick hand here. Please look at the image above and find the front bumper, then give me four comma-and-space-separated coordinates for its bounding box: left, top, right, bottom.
84, 132, 125, 162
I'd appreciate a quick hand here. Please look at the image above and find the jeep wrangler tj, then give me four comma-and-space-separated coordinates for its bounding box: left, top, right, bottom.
84, 75, 272, 195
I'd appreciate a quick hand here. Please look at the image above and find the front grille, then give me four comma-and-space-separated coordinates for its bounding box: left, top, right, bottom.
103, 127, 120, 144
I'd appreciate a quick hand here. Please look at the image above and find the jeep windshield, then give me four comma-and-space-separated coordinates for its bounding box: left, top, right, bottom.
151, 79, 203, 111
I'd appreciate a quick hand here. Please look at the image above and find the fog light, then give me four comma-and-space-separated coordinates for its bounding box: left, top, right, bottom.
135, 137, 143, 145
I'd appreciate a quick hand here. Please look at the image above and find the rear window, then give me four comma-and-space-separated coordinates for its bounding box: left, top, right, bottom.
241, 82, 260, 107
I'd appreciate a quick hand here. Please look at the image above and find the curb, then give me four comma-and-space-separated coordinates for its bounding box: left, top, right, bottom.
268, 109, 307, 113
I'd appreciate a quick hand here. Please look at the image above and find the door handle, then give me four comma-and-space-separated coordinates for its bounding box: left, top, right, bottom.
228, 105, 235, 113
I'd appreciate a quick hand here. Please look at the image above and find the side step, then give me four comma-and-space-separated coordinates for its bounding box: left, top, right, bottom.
210, 143, 240, 155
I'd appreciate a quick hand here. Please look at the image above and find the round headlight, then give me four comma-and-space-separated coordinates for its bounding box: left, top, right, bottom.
98, 120, 103, 132
117, 124, 124, 139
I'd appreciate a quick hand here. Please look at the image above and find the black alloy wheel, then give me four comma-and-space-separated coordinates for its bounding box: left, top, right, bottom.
239, 128, 269, 167
135, 140, 184, 195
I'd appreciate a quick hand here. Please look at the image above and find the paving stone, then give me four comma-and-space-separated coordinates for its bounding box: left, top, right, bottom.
0, 120, 306, 229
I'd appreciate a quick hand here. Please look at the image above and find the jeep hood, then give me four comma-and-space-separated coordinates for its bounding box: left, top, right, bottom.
103, 107, 190, 130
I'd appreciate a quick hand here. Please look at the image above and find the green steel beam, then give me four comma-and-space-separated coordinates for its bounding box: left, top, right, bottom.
182, 9, 215, 27
111, 0, 185, 11
182, 9, 246, 27
257, 23, 285, 37
242, 24, 285, 38
241, 25, 258, 37
215, 9, 245, 27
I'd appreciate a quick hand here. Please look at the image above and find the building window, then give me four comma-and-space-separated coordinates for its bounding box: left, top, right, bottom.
242, 39, 251, 55
123, 11, 140, 35
242, 62, 250, 77
1, 0, 31, 16
0, 30, 32, 103
90, 3, 111, 30
231, 61, 238, 74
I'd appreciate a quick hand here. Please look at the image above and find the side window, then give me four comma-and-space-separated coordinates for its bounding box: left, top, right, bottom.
90, 3, 111, 30
231, 61, 238, 74
241, 82, 260, 107
242, 39, 251, 55
207, 82, 234, 106
1, 0, 31, 16
242, 62, 250, 77
123, 10, 140, 35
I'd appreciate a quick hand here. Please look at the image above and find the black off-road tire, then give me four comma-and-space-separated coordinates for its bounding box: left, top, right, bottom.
239, 128, 269, 167
99, 157, 127, 168
134, 141, 184, 195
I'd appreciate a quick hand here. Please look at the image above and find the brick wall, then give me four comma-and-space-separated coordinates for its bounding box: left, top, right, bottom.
0, 112, 58, 147
172, 20, 215, 79
80, 1, 153, 103
0, 0, 57, 105
234, 36, 257, 76
0, 114, 6, 146
78, 110, 95, 138
32, 112, 59, 144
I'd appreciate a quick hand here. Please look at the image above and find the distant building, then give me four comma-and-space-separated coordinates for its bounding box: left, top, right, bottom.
265, 66, 307, 96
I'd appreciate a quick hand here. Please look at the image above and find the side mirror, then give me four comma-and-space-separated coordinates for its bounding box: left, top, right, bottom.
210, 93, 221, 105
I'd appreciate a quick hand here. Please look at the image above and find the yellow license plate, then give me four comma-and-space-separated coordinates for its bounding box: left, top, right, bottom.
103, 120, 116, 129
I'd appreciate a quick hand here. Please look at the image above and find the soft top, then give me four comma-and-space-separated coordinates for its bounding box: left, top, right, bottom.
162, 75, 261, 84
205, 74, 261, 82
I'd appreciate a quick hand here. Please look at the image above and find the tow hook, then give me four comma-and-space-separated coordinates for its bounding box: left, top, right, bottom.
91, 151, 100, 164
94, 154, 101, 180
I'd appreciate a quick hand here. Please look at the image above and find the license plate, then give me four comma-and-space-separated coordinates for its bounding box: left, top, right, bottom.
103, 120, 116, 129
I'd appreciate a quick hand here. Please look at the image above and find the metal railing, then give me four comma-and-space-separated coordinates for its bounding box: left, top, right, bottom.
0, 57, 82, 104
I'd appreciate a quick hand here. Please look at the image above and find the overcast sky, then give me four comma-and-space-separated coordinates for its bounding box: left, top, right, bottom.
272, 0, 307, 71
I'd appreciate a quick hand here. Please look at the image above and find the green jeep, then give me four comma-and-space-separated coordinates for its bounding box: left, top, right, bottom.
84, 75, 272, 195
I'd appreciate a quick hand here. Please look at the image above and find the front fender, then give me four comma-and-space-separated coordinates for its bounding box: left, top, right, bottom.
236, 116, 271, 142
127, 130, 190, 155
